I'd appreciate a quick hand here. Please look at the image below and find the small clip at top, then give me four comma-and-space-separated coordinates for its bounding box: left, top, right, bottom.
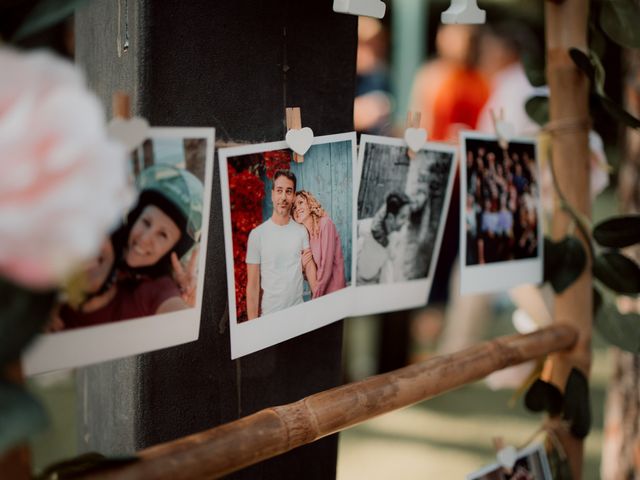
108, 91, 150, 152
491, 108, 515, 151
493, 437, 518, 474
404, 111, 427, 156
441, 0, 486, 24
285, 107, 314, 163
332, 0, 386, 19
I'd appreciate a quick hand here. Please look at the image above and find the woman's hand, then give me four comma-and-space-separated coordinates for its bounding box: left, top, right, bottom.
171, 247, 199, 307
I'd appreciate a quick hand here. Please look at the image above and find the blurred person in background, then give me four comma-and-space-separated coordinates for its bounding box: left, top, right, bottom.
354, 17, 393, 136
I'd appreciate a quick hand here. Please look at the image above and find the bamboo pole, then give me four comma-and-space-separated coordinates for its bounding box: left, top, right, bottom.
545, 1, 592, 478
77, 325, 577, 480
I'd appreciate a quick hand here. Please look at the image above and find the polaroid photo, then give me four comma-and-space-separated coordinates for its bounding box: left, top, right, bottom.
23, 128, 215, 375
466, 443, 553, 480
219, 132, 357, 359
460, 131, 543, 296
353, 135, 457, 316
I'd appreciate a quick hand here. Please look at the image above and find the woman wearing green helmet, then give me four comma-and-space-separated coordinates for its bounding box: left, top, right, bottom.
57, 165, 204, 329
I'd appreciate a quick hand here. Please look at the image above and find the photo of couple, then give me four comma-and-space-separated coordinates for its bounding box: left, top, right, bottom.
223, 136, 354, 325
245, 169, 347, 319
357, 138, 455, 286
353, 135, 457, 317
25, 128, 214, 375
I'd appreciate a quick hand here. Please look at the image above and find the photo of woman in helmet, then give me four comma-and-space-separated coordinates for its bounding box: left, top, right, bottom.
53, 154, 205, 330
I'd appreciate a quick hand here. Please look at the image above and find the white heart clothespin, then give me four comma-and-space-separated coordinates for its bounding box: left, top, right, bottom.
286, 127, 314, 157
491, 109, 514, 150
441, 0, 486, 24
285, 107, 313, 162
108, 91, 149, 152
496, 445, 518, 472
108, 117, 150, 152
404, 111, 427, 155
404, 128, 427, 153
333, 0, 386, 19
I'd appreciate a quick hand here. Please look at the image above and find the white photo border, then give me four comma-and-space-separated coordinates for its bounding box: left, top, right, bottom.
219, 132, 358, 359
466, 443, 553, 480
353, 135, 457, 316
23, 127, 215, 376
459, 131, 543, 296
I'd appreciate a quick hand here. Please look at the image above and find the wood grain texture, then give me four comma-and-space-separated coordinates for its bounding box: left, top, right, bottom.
77, 325, 577, 480
75, 1, 355, 478
545, 1, 592, 478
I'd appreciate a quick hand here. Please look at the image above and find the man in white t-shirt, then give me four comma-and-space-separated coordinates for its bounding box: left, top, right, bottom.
246, 169, 313, 319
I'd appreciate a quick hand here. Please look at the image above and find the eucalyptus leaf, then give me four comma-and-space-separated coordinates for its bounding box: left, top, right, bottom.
593, 252, 640, 294
521, 50, 546, 88
0, 381, 48, 455
569, 48, 595, 83
594, 215, 640, 248
569, 47, 605, 95
563, 368, 591, 439
525, 96, 550, 127
594, 301, 640, 353
12, 0, 91, 42
598, 92, 640, 129
600, 0, 640, 48
544, 236, 588, 293
36, 452, 138, 480
0, 278, 55, 368
524, 378, 563, 415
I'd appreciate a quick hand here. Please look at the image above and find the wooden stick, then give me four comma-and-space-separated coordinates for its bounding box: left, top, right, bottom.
77, 325, 577, 480
112, 91, 131, 119
285, 107, 304, 163
545, 1, 591, 478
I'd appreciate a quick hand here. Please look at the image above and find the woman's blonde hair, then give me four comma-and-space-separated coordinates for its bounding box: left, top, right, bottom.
293, 190, 326, 238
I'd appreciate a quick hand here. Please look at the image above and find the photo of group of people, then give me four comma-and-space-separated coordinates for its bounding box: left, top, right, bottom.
220, 133, 456, 357
460, 132, 542, 296
24, 128, 214, 375
467, 443, 552, 480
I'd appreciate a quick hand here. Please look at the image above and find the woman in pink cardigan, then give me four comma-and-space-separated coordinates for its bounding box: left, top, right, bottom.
292, 190, 346, 298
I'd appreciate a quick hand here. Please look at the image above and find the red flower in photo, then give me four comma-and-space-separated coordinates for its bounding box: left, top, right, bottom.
228, 151, 291, 321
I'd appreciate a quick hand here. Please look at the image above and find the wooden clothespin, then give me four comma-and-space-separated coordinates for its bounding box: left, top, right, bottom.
493, 437, 518, 475
404, 111, 426, 158
108, 91, 150, 152
491, 108, 514, 151
285, 107, 314, 163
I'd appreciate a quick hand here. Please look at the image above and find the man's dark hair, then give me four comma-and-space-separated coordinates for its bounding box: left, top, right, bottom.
385, 191, 411, 215
272, 169, 297, 191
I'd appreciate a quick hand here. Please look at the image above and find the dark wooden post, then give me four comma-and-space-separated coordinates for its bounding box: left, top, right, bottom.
74, 1, 355, 478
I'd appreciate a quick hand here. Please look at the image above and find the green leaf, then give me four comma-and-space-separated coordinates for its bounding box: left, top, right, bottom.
563, 368, 591, 439
525, 95, 550, 127
569, 48, 605, 95
594, 299, 640, 353
0, 278, 55, 368
521, 49, 546, 88
544, 236, 588, 293
524, 379, 563, 415
36, 452, 138, 480
0, 381, 48, 455
593, 214, 640, 248
598, 94, 640, 129
593, 252, 640, 294
600, 0, 640, 48
12, 0, 91, 42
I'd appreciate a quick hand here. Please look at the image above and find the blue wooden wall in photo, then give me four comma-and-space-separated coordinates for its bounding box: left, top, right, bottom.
261, 141, 353, 286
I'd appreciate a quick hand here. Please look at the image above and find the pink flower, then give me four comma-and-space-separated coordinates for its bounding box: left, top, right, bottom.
0, 48, 134, 288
